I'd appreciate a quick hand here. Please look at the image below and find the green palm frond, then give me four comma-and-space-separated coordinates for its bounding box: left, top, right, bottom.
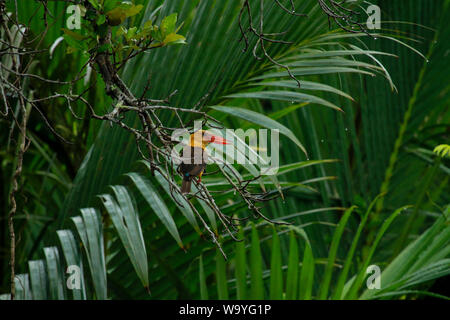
1, 0, 449, 301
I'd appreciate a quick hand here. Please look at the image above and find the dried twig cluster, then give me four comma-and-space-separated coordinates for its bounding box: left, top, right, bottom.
237, 0, 371, 88
238, 0, 307, 87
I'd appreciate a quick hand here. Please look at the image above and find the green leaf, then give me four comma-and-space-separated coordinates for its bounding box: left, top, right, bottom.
332, 195, 385, 299
124, 4, 143, 18
125, 26, 137, 40
235, 227, 247, 299
268, 103, 310, 120
272, 159, 339, 177
62, 29, 88, 52
43, 247, 65, 300
106, 7, 127, 26
72, 208, 107, 299
376, 260, 450, 297
199, 255, 209, 300
256, 80, 355, 101
251, 67, 375, 81
97, 43, 110, 53
434, 144, 450, 158
282, 49, 397, 61
61, 28, 87, 41
144, 164, 200, 234
87, 0, 100, 10
360, 207, 450, 299
319, 206, 356, 300
345, 206, 411, 299
298, 241, 314, 300
150, 26, 163, 42
269, 228, 283, 300
225, 91, 343, 112
57, 229, 87, 300
216, 249, 228, 300
163, 33, 186, 45
28, 260, 48, 300
143, 20, 153, 30
14, 274, 32, 300
161, 13, 178, 35
191, 183, 218, 233
51, 0, 450, 301
285, 231, 299, 299
103, 0, 119, 12
96, 15, 106, 26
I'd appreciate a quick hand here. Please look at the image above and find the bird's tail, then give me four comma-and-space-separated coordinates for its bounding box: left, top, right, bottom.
181, 179, 192, 194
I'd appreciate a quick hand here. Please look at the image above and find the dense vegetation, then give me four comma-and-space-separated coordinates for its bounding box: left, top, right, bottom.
0, 0, 449, 300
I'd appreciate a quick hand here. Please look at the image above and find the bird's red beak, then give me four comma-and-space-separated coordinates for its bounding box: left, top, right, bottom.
210, 135, 230, 145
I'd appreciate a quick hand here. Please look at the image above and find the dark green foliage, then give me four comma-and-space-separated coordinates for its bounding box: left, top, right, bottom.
1, 0, 449, 300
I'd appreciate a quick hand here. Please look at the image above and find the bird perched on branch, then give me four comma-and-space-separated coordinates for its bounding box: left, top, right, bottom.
179, 130, 229, 194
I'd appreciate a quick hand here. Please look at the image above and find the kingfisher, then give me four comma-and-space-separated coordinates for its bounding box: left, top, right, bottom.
179, 130, 230, 194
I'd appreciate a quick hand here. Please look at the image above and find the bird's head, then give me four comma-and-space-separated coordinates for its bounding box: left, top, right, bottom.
190, 130, 230, 149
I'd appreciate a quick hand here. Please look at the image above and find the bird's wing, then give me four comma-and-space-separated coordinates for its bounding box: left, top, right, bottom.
179, 147, 207, 179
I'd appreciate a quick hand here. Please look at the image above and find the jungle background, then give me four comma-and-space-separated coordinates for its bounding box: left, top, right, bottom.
0, 0, 449, 300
